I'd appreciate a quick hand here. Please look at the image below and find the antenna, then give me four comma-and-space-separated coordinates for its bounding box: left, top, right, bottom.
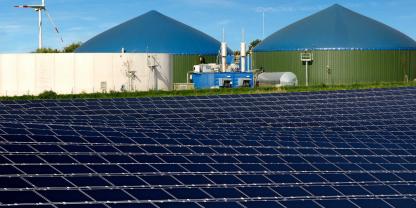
222, 27, 225, 42
262, 11, 265, 40
257, 7, 271, 40
15, 0, 63, 49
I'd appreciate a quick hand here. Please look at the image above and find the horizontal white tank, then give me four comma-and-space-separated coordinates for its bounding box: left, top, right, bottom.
257, 72, 298, 87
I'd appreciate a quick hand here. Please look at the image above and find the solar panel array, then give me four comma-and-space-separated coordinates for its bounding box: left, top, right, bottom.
1, 87, 416, 208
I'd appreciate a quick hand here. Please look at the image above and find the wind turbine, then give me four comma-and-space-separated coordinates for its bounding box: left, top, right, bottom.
15, 0, 63, 50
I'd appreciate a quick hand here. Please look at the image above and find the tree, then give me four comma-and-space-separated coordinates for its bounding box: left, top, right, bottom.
35, 48, 60, 53
63, 42, 82, 53
34, 42, 82, 53
249, 39, 262, 51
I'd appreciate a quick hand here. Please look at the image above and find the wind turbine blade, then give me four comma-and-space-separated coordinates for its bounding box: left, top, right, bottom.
15, 5, 45, 9
44, 9, 64, 43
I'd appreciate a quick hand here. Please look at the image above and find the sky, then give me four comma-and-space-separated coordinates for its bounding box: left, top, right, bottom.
1, 0, 416, 52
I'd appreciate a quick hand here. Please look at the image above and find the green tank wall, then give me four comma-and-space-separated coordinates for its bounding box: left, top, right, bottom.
173, 55, 217, 83
253, 50, 416, 85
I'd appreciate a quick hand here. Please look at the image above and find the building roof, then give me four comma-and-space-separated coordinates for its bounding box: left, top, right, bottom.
254, 4, 416, 52
76, 10, 230, 55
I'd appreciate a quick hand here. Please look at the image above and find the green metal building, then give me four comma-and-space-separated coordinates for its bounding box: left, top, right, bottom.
253, 4, 416, 85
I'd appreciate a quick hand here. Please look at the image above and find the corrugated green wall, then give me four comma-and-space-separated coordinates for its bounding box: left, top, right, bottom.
253, 50, 416, 85
173, 55, 217, 83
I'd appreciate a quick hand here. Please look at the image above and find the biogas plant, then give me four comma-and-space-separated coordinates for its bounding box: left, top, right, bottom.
3, 3, 416, 208
1, 3, 416, 96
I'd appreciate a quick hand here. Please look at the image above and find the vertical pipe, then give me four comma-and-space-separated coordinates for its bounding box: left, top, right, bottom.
241, 57, 246, 72
247, 53, 250, 72
240, 42, 246, 72
154, 67, 157, 91
221, 42, 227, 72
249, 52, 253, 71
240, 29, 246, 72
40, 0, 45, 49
151, 55, 158, 91
221, 28, 227, 72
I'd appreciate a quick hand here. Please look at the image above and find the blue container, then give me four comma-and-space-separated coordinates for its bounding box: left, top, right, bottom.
192, 73, 216, 89
192, 72, 254, 90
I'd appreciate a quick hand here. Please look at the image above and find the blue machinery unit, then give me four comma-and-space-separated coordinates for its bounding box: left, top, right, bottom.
192, 72, 254, 89
190, 31, 255, 90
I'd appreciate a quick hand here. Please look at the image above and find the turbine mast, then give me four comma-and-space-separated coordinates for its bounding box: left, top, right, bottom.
38, 0, 46, 49
38, 5, 43, 49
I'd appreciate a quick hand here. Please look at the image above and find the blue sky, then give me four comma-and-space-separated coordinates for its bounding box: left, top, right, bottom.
1, 0, 415, 52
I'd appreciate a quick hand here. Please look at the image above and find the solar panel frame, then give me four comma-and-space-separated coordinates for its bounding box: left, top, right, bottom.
2, 87, 416, 207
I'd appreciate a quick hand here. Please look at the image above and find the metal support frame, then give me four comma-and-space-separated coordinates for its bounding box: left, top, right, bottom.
301, 52, 313, 87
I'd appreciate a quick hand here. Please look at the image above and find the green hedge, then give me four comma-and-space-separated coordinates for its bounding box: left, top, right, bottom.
1, 82, 416, 101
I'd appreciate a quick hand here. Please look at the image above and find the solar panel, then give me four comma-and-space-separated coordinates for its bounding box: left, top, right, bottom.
1, 87, 416, 207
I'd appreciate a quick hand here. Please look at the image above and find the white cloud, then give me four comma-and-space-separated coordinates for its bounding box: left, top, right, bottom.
217, 19, 232, 26
169, 0, 237, 7
65, 26, 84, 32
256, 5, 325, 13
256, 7, 275, 13
0, 24, 23, 31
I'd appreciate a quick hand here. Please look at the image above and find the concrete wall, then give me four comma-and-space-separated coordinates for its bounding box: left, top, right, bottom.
0, 53, 173, 96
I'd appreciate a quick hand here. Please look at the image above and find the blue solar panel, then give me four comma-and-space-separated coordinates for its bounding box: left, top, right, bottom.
39, 190, 91, 202
1, 87, 416, 207
0, 191, 47, 204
